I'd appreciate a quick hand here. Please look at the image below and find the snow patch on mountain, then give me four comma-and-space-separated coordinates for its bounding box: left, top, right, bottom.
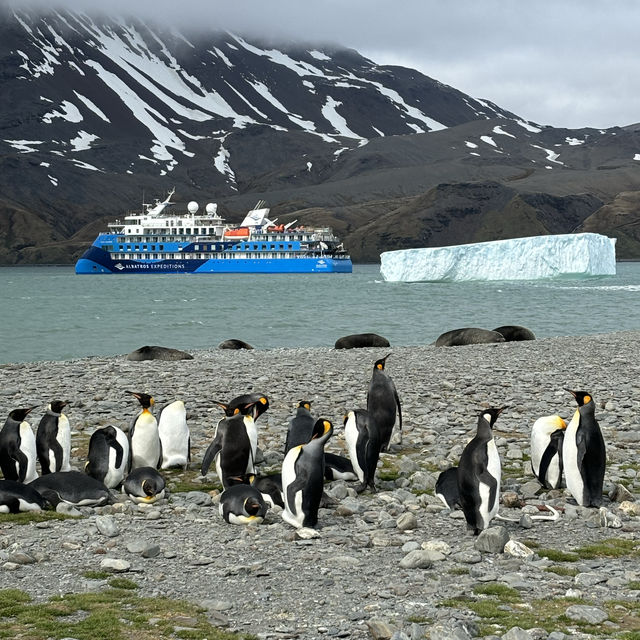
70, 131, 99, 151
43, 100, 83, 124
322, 97, 363, 140
74, 92, 110, 122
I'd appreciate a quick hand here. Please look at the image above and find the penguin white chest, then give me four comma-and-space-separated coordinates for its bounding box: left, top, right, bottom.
478, 439, 500, 528
344, 414, 364, 482
562, 411, 585, 505
131, 413, 160, 468
56, 414, 72, 471
281, 447, 305, 528
158, 401, 189, 468
19, 422, 38, 483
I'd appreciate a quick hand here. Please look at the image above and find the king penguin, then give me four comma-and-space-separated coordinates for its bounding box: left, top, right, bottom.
435, 467, 460, 509
562, 389, 606, 507
457, 407, 506, 535
86, 425, 129, 488
127, 391, 162, 470
367, 354, 402, 452
36, 400, 72, 474
219, 480, 268, 525
344, 408, 380, 492
200, 412, 257, 489
0, 479, 47, 513
122, 466, 166, 504
214, 393, 269, 420
284, 400, 315, 454
281, 419, 333, 528
531, 415, 567, 489
0, 407, 39, 483
158, 400, 190, 469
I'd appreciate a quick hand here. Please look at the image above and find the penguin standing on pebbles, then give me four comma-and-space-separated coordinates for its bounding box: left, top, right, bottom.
36, 400, 72, 474
85, 426, 129, 488
562, 389, 606, 507
201, 412, 257, 489
531, 415, 566, 489
284, 400, 315, 454
281, 419, 333, 528
0, 407, 39, 483
344, 408, 379, 492
367, 355, 402, 451
457, 407, 506, 535
158, 400, 190, 469
127, 392, 162, 470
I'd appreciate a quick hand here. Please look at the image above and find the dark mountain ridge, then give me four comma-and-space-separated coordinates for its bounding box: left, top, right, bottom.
1, 6, 640, 264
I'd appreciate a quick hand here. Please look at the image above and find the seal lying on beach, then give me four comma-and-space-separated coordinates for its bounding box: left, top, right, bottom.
493, 325, 536, 341
127, 346, 193, 361
218, 339, 253, 350
334, 333, 390, 349
435, 328, 506, 347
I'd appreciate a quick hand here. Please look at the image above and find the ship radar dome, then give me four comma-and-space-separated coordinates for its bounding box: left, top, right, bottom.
205, 203, 218, 214
187, 201, 199, 214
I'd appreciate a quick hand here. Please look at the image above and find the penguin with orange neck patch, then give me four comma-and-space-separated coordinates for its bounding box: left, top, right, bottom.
562, 389, 606, 507
531, 415, 567, 489
127, 392, 162, 470
367, 354, 402, 452
123, 466, 166, 503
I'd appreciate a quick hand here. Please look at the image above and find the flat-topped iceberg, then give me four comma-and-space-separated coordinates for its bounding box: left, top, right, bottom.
380, 233, 616, 282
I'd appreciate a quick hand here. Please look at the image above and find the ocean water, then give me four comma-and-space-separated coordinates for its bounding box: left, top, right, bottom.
2, 263, 640, 364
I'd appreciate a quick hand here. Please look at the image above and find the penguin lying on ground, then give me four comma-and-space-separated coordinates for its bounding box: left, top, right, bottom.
0, 407, 39, 483
122, 466, 166, 504
36, 400, 72, 474
531, 415, 567, 489
457, 407, 505, 535
30, 471, 114, 508
86, 426, 129, 489
0, 479, 47, 512
158, 400, 190, 469
367, 355, 402, 451
219, 479, 268, 525
254, 474, 284, 508
563, 389, 606, 507
282, 419, 333, 529
323, 453, 357, 481
127, 391, 162, 470
435, 467, 461, 509
201, 412, 257, 489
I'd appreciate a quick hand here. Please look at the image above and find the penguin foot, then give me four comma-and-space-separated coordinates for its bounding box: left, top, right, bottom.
355, 482, 376, 494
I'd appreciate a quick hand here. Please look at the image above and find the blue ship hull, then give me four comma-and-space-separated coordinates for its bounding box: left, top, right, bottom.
75, 246, 352, 274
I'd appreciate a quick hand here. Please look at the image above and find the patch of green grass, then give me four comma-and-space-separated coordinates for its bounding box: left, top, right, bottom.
576, 539, 640, 559
107, 578, 138, 590
544, 565, 579, 577
82, 570, 111, 580
449, 567, 469, 576
164, 467, 221, 493
407, 615, 431, 624
627, 581, 640, 590
0, 588, 254, 640
0, 511, 79, 525
473, 584, 521, 602
536, 548, 580, 562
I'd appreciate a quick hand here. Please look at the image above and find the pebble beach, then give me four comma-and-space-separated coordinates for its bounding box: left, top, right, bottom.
0, 331, 639, 639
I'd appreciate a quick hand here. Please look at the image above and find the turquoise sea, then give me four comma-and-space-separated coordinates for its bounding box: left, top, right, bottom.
2, 263, 640, 364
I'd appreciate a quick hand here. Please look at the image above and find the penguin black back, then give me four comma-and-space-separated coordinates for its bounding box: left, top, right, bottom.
457, 407, 505, 534
284, 400, 315, 454
0, 407, 37, 482
36, 400, 69, 475
563, 389, 606, 507
366, 354, 402, 452
86, 426, 125, 485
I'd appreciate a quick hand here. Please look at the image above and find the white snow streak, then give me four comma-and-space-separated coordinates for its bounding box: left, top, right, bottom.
531, 144, 563, 164
480, 135, 497, 147
43, 100, 83, 124
70, 131, 99, 151
322, 96, 363, 140
493, 125, 516, 138
74, 92, 110, 122
465, 141, 478, 148
4, 139, 43, 153
516, 119, 542, 133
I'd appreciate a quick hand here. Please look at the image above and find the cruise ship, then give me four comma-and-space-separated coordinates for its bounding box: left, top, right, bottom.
75, 189, 352, 274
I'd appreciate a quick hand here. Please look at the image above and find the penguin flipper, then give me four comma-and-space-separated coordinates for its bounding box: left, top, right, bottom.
13, 450, 29, 483
51, 441, 64, 472
113, 439, 124, 471
285, 449, 310, 517
157, 439, 163, 469
201, 435, 222, 476
394, 387, 403, 444
538, 429, 564, 488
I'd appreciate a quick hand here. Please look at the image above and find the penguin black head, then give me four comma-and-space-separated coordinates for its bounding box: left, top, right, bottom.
50, 400, 68, 413
311, 419, 333, 440
244, 497, 262, 517
127, 391, 154, 409
297, 400, 312, 410
215, 393, 269, 418
565, 389, 593, 406
373, 354, 391, 371
8, 407, 36, 422
480, 406, 507, 427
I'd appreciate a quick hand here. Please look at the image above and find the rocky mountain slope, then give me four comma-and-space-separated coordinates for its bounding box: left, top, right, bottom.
1, 5, 640, 264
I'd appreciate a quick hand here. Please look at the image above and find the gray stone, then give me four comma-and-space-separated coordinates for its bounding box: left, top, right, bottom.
564, 604, 608, 624
574, 572, 607, 586
474, 526, 510, 553
399, 550, 434, 569
429, 621, 474, 640
95, 515, 120, 537
7, 552, 36, 565
396, 512, 418, 531
366, 619, 396, 640
609, 483, 634, 503
520, 480, 541, 499
501, 628, 534, 640
142, 544, 161, 558
100, 558, 131, 572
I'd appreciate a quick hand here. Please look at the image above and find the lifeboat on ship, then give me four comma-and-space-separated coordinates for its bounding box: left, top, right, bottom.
224, 227, 250, 238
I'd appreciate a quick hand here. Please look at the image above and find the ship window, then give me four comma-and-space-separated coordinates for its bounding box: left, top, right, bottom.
186, 228, 191, 235
159, 244, 164, 250
195, 245, 199, 251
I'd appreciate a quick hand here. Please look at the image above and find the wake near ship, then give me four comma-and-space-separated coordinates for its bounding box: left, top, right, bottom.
75, 189, 352, 274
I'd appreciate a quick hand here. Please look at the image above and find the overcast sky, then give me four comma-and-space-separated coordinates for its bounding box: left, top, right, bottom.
17, 0, 640, 129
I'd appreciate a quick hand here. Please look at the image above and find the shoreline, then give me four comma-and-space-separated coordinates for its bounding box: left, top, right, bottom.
0, 331, 639, 639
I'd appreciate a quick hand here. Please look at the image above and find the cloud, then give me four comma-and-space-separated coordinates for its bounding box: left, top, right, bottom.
8, 0, 640, 128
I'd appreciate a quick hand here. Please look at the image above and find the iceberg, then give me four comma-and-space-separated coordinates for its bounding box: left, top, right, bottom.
380, 233, 616, 283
